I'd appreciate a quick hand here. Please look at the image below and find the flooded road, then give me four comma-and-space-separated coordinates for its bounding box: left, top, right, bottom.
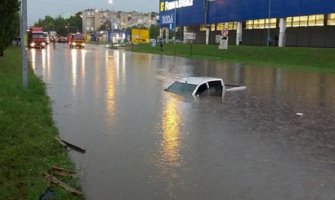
30, 44, 335, 200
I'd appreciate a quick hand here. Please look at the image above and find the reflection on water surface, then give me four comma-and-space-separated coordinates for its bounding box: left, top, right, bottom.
29, 44, 335, 200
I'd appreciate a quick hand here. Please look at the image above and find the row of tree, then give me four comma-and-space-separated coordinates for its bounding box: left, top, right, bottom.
0, 1, 163, 57
0, 1, 82, 57
0, 0, 20, 57
34, 12, 83, 36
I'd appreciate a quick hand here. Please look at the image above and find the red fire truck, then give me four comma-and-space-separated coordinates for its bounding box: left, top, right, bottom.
28, 27, 46, 48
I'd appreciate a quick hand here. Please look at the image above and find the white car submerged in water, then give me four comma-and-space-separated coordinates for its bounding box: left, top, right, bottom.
165, 76, 246, 97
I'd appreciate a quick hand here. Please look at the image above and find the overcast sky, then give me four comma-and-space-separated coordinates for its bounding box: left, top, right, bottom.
27, 0, 159, 25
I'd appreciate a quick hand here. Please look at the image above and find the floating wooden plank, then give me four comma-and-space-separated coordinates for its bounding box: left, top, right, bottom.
51, 165, 76, 177
55, 136, 66, 147
43, 172, 83, 196
55, 137, 86, 153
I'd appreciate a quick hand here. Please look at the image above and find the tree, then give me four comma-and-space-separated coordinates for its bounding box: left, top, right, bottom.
35, 16, 56, 32
98, 20, 111, 31
149, 24, 160, 39
67, 12, 82, 33
0, 0, 20, 57
53, 16, 67, 36
34, 12, 83, 36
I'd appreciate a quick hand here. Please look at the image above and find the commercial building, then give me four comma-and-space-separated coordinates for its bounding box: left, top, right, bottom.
159, 0, 335, 47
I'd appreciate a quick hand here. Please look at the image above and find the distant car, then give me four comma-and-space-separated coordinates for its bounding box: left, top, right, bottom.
62, 37, 68, 43
56, 37, 67, 43
56, 37, 62, 43
165, 76, 246, 97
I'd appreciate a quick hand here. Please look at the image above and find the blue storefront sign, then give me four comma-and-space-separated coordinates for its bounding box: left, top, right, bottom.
91, 34, 96, 42
161, 13, 176, 30
159, 0, 335, 26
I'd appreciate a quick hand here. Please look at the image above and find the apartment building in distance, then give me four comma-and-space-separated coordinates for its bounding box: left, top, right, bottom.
82, 9, 158, 33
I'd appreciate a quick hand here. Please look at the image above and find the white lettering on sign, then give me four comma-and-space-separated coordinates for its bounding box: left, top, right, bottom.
164, 0, 193, 11
162, 15, 174, 24
184, 32, 196, 40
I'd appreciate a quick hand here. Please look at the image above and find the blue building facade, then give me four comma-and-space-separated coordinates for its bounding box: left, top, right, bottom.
159, 0, 335, 47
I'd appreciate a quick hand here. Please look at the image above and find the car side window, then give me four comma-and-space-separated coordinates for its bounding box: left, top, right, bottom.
195, 83, 208, 96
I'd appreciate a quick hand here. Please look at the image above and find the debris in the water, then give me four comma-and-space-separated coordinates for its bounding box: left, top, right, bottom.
55, 137, 86, 153
296, 113, 304, 116
43, 172, 83, 196
42, 166, 82, 198
51, 165, 76, 177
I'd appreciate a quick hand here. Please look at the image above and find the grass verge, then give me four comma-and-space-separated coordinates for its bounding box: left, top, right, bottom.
130, 43, 335, 73
0, 47, 82, 200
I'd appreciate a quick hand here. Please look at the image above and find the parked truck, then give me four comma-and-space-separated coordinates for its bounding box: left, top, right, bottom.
28, 27, 46, 48
49, 31, 57, 43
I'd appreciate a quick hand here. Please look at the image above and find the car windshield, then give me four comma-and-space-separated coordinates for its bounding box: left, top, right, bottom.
74, 34, 84, 40
32, 33, 44, 38
166, 82, 197, 95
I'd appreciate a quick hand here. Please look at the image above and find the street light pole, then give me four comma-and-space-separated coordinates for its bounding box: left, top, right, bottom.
267, 0, 272, 46
108, 0, 114, 48
204, 0, 209, 45
174, 1, 177, 39
65, 24, 70, 35
204, 0, 216, 45
20, 0, 28, 89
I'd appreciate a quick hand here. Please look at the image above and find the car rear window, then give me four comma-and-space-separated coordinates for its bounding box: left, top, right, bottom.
195, 81, 223, 96
206, 81, 223, 96
74, 35, 84, 40
32, 33, 44, 38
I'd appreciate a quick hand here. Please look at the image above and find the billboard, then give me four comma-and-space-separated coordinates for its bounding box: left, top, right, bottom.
131, 29, 149, 43
159, 0, 335, 27
159, 0, 205, 28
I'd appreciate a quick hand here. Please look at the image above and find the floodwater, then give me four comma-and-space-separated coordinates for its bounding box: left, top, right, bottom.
30, 44, 335, 200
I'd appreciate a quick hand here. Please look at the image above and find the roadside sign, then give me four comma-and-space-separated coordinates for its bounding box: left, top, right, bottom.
221, 28, 229, 36
184, 32, 196, 40
219, 36, 228, 50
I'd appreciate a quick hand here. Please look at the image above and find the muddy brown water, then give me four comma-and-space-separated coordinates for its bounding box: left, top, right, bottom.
30, 44, 335, 200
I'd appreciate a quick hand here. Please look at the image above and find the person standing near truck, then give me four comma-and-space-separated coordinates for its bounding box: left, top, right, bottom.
158, 38, 163, 51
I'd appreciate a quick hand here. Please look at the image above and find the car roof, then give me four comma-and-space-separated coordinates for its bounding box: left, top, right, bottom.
176, 76, 223, 85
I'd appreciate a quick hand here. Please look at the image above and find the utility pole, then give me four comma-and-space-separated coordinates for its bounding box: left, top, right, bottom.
204, 0, 216, 45
173, 0, 177, 56
20, 0, 28, 89
204, 0, 209, 45
108, 0, 114, 48
267, 0, 272, 46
